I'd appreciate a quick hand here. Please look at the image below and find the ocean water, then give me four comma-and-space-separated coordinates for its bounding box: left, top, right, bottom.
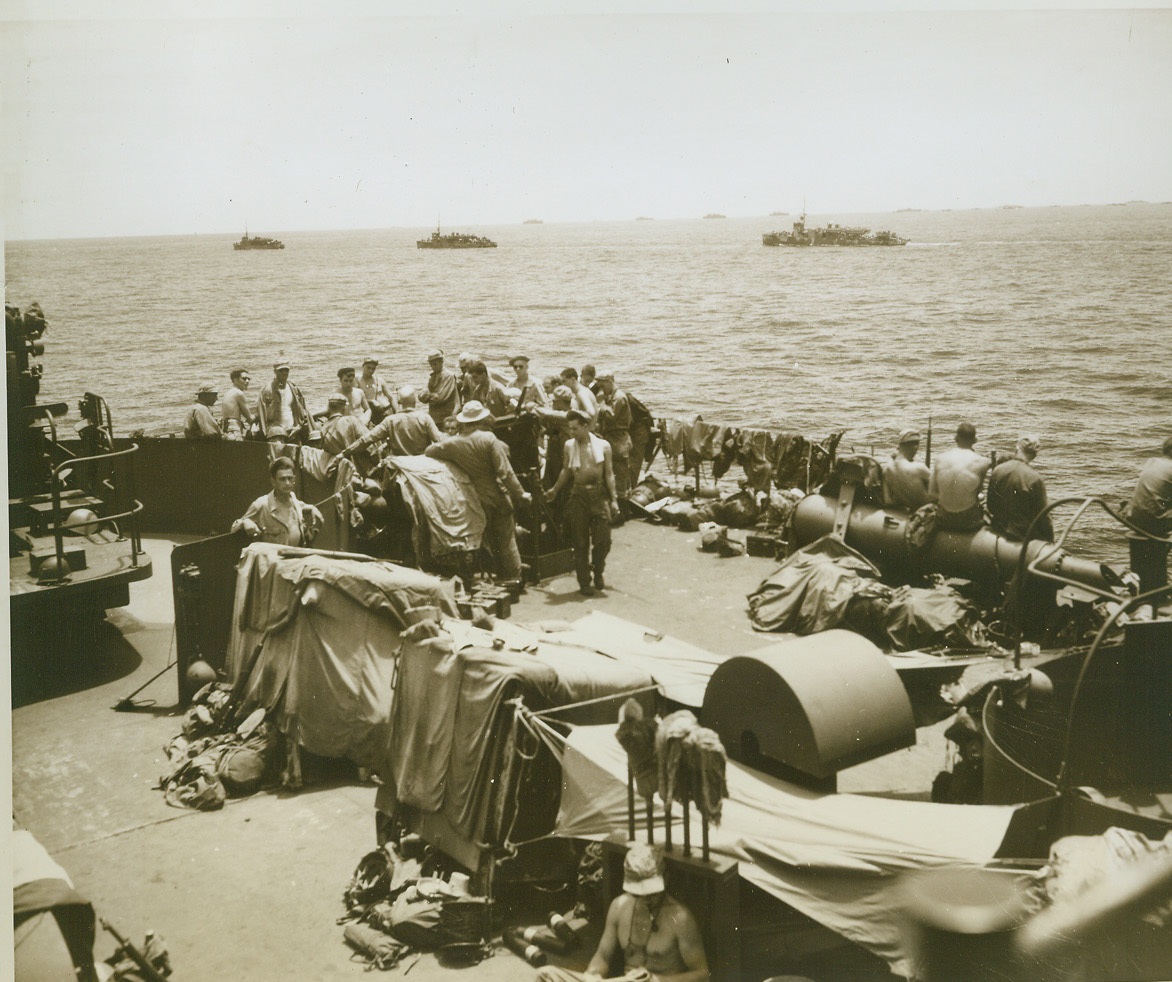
7, 204, 1171, 564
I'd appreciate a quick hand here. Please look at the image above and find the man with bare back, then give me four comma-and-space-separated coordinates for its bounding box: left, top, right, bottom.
929, 422, 991, 532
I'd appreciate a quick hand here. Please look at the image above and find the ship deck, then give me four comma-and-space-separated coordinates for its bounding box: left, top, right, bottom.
10, 520, 955, 981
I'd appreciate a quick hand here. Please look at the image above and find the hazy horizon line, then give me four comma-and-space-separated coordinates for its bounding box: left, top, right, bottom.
7, 199, 1171, 244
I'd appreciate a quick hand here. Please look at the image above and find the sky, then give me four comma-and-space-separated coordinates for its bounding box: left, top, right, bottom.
3, 1, 1171, 240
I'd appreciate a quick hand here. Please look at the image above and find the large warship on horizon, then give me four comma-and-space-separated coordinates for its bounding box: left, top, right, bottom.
416, 225, 497, 249
763, 213, 907, 247
233, 232, 285, 250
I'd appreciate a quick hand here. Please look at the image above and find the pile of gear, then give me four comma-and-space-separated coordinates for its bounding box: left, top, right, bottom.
339, 835, 492, 971
158, 677, 281, 810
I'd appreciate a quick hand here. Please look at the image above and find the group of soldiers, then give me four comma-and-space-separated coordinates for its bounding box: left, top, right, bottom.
214, 350, 647, 597
882, 423, 1172, 595
880, 423, 1053, 542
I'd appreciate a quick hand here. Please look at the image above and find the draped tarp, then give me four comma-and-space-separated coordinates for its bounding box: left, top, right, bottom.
554, 724, 1021, 979
225, 543, 458, 766
386, 455, 485, 557
374, 618, 657, 844
534, 610, 728, 708
747, 535, 881, 634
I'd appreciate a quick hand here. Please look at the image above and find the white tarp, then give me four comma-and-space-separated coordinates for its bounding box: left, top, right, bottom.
555, 723, 1021, 977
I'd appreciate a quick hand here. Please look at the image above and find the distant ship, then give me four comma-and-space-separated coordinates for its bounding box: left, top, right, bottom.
522, 219, 543, 225
416, 225, 497, 249
769, 211, 789, 217
635, 216, 654, 221
762, 213, 908, 247
703, 213, 727, 219
233, 232, 284, 250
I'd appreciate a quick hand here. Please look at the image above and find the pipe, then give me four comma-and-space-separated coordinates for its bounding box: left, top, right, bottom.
790, 494, 1118, 592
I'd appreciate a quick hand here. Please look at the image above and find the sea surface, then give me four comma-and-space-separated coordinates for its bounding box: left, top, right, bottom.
7, 204, 1171, 565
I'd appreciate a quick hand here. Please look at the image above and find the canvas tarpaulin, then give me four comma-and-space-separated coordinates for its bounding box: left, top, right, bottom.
529, 610, 728, 708
553, 723, 1021, 978
374, 617, 659, 848
386, 455, 485, 556
226, 543, 458, 767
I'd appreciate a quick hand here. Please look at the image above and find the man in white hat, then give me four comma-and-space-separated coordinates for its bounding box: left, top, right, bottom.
358, 356, 397, 425
256, 360, 309, 441
185, 383, 223, 439
425, 400, 530, 580
882, 428, 931, 510
536, 843, 708, 982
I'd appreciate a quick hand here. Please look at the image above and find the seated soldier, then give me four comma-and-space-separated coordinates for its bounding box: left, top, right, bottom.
536, 844, 709, 982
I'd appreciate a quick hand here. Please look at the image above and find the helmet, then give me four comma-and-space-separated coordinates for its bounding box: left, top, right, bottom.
64, 508, 101, 535
185, 660, 218, 689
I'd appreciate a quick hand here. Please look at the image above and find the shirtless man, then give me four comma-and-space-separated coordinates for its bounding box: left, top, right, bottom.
547, 409, 619, 596
929, 422, 991, 531
560, 367, 599, 421
337, 367, 372, 425
882, 429, 931, 510
358, 357, 396, 425
536, 844, 708, 982
221, 369, 255, 439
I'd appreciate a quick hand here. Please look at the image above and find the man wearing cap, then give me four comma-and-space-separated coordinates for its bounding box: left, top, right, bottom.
320, 393, 369, 458
531, 385, 575, 488
256, 361, 309, 441
882, 429, 931, 511
594, 371, 634, 497
418, 349, 461, 427
1121, 436, 1172, 594
221, 369, 255, 440
343, 386, 441, 461
536, 844, 708, 982
358, 357, 396, 426
929, 422, 991, 532
510, 355, 546, 410
547, 409, 619, 595
425, 400, 530, 580
185, 383, 223, 439
987, 435, 1053, 542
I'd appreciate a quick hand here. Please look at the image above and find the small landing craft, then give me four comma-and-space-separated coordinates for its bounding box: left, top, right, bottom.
233, 232, 284, 250
763, 213, 907, 247
416, 225, 497, 249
